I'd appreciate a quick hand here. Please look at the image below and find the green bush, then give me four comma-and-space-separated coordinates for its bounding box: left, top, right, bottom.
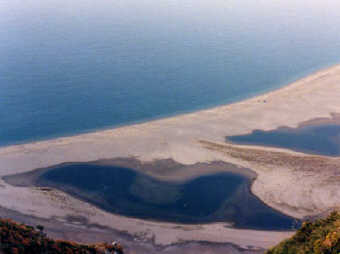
267, 212, 340, 254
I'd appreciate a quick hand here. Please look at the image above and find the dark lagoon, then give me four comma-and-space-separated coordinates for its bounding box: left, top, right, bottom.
227, 124, 340, 156
2, 0, 340, 146
32, 163, 297, 230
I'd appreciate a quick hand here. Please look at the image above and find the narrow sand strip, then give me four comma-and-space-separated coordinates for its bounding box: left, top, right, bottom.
1, 64, 340, 249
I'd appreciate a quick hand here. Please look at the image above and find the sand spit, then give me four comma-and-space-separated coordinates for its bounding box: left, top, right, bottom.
200, 140, 340, 218
0, 206, 265, 254
1, 64, 340, 249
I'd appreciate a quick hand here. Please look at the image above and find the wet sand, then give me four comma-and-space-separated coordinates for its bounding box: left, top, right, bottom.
0, 205, 264, 254
3, 158, 257, 186
3, 158, 297, 229
1, 64, 340, 251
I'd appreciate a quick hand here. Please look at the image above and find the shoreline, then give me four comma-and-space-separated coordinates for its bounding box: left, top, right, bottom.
1, 63, 340, 250
3, 158, 298, 230
1, 63, 339, 150
225, 113, 340, 157
0, 205, 266, 254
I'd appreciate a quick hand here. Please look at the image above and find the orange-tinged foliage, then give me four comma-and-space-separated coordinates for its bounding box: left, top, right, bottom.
0, 218, 124, 254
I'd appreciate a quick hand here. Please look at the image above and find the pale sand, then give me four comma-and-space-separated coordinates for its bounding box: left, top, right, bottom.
1, 64, 340, 249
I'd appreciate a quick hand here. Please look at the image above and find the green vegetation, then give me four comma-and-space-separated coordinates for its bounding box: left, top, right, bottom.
267, 211, 340, 254
4, 212, 340, 254
0, 218, 123, 254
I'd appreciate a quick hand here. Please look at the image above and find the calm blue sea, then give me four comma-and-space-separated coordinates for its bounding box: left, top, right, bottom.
1, 0, 340, 146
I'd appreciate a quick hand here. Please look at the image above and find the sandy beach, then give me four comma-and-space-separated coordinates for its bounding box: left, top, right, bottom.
1, 64, 340, 252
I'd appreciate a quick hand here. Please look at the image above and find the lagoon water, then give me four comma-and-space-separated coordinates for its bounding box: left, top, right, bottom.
38, 163, 297, 230
2, 0, 340, 146
228, 124, 340, 156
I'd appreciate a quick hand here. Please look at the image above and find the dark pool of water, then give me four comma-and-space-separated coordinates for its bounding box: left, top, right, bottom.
37, 164, 297, 230
227, 124, 340, 156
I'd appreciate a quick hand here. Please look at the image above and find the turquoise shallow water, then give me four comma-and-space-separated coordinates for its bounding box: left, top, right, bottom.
1, 0, 340, 146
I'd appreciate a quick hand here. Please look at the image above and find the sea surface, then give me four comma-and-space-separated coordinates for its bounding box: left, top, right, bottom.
2, 0, 340, 146
37, 163, 297, 230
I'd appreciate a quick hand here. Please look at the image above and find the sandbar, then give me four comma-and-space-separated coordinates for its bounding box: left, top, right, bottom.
1, 64, 340, 251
